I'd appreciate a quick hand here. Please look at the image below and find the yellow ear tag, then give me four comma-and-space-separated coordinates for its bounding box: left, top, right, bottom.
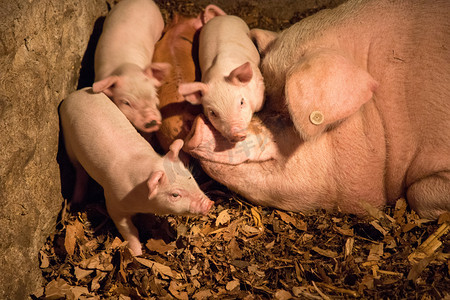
309, 111, 324, 125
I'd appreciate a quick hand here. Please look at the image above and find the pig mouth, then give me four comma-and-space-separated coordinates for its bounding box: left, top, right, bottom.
183, 115, 275, 165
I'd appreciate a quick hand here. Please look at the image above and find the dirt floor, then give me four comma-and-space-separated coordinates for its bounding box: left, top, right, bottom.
36, 1, 449, 299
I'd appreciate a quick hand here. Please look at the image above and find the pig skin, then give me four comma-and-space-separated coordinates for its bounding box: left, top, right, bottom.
60, 88, 213, 255
179, 14, 265, 143
152, 5, 226, 162
93, 0, 171, 133
186, 0, 450, 219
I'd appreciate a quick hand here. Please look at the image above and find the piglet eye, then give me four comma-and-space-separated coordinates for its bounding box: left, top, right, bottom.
121, 100, 131, 106
209, 110, 217, 118
172, 193, 180, 198
240, 98, 244, 106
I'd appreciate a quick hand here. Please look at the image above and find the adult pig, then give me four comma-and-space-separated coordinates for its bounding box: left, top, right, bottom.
60, 88, 213, 256
186, 0, 450, 220
152, 5, 226, 162
179, 15, 265, 143
93, 0, 171, 133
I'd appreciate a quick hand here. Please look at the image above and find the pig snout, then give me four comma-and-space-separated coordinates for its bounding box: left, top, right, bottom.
184, 115, 234, 153
190, 195, 214, 215
137, 110, 162, 133
229, 127, 247, 142
143, 119, 162, 130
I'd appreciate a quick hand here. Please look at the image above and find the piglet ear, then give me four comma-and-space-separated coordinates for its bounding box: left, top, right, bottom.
249, 29, 278, 56
144, 63, 172, 87
147, 170, 165, 199
92, 76, 120, 97
167, 139, 184, 161
285, 49, 378, 140
191, 15, 204, 31
202, 4, 226, 24
225, 62, 253, 86
178, 82, 208, 105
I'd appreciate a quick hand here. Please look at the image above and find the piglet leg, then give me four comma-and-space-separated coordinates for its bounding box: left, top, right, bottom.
407, 171, 450, 220
106, 202, 142, 256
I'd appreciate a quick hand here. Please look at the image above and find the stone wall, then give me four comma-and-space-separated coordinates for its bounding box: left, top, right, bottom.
0, 1, 107, 298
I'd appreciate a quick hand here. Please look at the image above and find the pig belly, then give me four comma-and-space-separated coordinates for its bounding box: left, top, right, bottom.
365, 0, 450, 217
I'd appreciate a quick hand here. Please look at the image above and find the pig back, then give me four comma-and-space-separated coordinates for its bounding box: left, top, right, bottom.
60, 88, 158, 183
198, 15, 259, 75
94, 0, 164, 79
152, 14, 203, 153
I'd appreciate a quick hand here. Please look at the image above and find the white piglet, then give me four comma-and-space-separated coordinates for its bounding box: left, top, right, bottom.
93, 0, 171, 133
60, 88, 213, 256
179, 15, 265, 143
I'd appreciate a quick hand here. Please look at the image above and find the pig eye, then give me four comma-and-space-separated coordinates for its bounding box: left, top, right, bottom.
240, 98, 244, 106
209, 110, 217, 118
171, 193, 180, 198
121, 100, 131, 106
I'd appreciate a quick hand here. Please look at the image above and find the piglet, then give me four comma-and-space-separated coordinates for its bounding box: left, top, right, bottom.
60, 88, 213, 256
153, 5, 226, 162
93, 0, 171, 133
179, 15, 265, 143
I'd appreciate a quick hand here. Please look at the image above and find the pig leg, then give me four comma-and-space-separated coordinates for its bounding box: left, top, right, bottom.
406, 171, 450, 220
106, 200, 142, 255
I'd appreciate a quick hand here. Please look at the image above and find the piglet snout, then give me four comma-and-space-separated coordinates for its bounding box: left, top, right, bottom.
140, 119, 162, 132
144, 119, 162, 128
190, 195, 214, 215
229, 127, 247, 143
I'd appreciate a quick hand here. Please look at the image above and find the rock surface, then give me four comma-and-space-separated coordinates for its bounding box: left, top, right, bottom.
0, 0, 107, 298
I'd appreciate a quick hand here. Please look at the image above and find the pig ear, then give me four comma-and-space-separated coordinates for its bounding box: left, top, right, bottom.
147, 170, 166, 199
192, 15, 204, 31
178, 82, 208, 105
249, 28, 278, 56
285, 49, 378, 141
202, 4, 226, 24
225, 62, 253, 86
92, 76, 120, 97
144, 62, 172, 87
167, 139, 184, 161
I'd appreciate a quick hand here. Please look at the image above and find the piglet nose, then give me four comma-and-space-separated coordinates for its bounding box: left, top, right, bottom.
230, 128, 247, 142
145, 120, 161, 128
202, 198, 214, 215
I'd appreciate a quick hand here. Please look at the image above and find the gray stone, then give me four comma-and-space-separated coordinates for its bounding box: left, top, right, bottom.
0, 0, 107, 298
